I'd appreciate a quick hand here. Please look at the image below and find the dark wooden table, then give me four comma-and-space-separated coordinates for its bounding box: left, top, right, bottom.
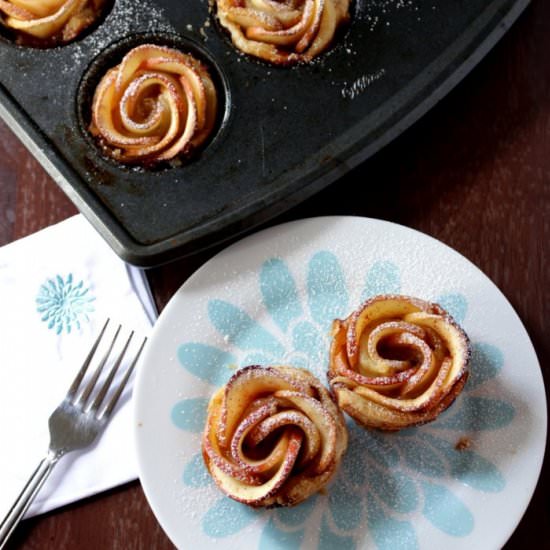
1, 0, 548, 547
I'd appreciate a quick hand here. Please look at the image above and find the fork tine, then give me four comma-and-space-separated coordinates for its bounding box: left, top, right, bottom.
88, 330, 134, 415
101, 337, 147, 419
77, 324, 121, 407
66, 319, 110, 401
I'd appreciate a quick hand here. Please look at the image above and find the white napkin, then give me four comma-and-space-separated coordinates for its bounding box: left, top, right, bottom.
0, 214, 157, 518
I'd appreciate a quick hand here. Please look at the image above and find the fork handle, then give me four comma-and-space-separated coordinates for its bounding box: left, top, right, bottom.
0, 453, 58, 549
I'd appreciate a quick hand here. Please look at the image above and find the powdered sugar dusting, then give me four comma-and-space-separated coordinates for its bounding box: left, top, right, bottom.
66, 0, 175, 70
4, 0, 176, 81
354, 0, 427, 26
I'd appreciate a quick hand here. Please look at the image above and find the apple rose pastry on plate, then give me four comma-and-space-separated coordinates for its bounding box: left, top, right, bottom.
89, 44, 218, 166
0, 0, 106, 45
328, 295, 471, 431
202, 365, 348, 507
216, 0, 350, 65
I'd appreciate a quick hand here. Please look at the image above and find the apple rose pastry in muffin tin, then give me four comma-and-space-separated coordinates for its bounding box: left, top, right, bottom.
89, 44, 218, 166
328, 295, 471, 431
0, 0, 109, 46
202, 365, 348, 507
215, 0, 351, 66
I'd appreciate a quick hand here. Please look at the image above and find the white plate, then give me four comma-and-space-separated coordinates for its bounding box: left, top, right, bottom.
134, 216, 546, 550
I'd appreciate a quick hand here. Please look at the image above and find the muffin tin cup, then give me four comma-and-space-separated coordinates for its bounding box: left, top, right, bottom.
0, 0, 531, 267
76, 31, 233, 173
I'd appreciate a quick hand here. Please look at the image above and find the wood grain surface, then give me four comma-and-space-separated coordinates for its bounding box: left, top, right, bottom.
0, 0, 548, 548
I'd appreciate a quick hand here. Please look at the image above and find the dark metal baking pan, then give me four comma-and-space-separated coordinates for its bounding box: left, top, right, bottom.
0, 0, 530, 267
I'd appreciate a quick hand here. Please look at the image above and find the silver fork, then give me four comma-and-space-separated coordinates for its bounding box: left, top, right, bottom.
0, 319, 147, 549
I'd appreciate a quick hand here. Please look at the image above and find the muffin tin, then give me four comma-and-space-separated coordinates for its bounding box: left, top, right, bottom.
0, 0, 530, 267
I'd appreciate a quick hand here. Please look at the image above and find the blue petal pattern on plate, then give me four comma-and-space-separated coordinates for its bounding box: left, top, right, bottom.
367, 497, 418, 550
36, 273, 95, 334
171, 398, 209, 433
435, 293, 468, 324
260, 517, 306, 549
177, 343, 236, 386
174, 254, 516, 548
202, 497, 258, 537
261, 258, 302, 332
421, 481, 474, 536
183, 453, 212, 488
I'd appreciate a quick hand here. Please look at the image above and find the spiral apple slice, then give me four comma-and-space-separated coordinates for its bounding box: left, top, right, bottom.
226, 7, 284, 31
90, 69, 160, 149
0, 1, 34, 19
203, 387, 270, 484
230, 409, 304, 476
3, 0, 64, 17
215, 0, 349, 65
118, 78, 169, 137
358, 321, 428, 375
207, 429, 303, 505
245, 0, 316, 46
114, 45, 179, 94
89, 43, 218, 165
273, 391, 337, 474
203, 365, 348, 507
328, 295, 471, 430
330, 319, 417, 390
116, 75, 184, 161
142, 58, 206, 129
218, 365, 304, 447
329, 375, 468, 430
138, 56, 218, 151
0, 0, 102, 42
248, 0, 302, 25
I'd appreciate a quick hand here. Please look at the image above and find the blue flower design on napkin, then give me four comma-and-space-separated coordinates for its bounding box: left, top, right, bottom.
36, 273, 95, 334
171, 253, 515, 549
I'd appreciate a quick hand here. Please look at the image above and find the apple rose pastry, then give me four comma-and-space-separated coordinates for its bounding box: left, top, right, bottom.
328, 295, 470, 431
89, 44, 218, 165
202, 365, 348, 507
0, 0, 106, 45
216, 0, 350, 65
